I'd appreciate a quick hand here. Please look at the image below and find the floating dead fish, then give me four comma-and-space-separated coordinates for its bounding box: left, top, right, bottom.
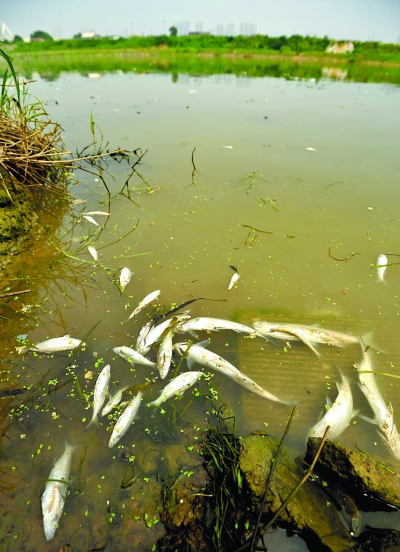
71, 198, 86, 205
126, 290, 161, 322
376, 253, 388, 285
176, 317, 257, 336
85, 211, 110, 216
306, 147, 317, 151
41, 439, 77, 541
101, 386, 129, 417
141, 313, 191, 354
253, 321, 380, 352
147, 371, 203, 408
84, 364, 111, 431
29, 335, 85, 353
113, 346, 156, 368
119, 267, 134, 290
82, 215, 99, 226
175, 341, 292, 405
157, 328, 174, 379
228, 265, 240, 290
308, 371, 357, 440
136, 320, 153, 354
88, 245, 98, 261
108, 391, 142, 448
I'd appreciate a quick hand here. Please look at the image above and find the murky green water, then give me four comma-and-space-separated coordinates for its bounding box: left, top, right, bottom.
1, 63, 400, 550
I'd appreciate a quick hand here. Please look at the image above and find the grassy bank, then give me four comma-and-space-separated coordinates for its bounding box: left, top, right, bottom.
6, 34, 400, 64
5, 49, 400, 86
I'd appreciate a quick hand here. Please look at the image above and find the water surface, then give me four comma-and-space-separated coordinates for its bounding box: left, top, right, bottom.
0, 65, 400, 550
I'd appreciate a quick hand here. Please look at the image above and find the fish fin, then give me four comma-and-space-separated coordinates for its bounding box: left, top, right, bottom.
358, 413, 378, 425
326, 395, 333, 408
188, 330, 199, 338
316, 406, 326, 423
196, 340, 210, 348
351, 408, 359, 420
361, 332, 389, 355
187, 358, 195, 370
83, 415, 99, 432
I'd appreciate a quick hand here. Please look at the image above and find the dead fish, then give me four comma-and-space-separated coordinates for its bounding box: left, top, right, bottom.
41, 439, 77, 541
120, 267, 134, 290
126, 290, 161, 322
358, 381, 400, 461
147, 371, 203, 408
267, 324, 321, 358
308, 371, 357, 440
82, 215, 99, 226
141, 313, 191, 354
113, 346, 156, 368
85, 211, 110, 216
29, 335, 85, 353
253, 321, 380, 351
136, 320, 153, 354
108, 391, 142, 448
228, 265, 240, 290
101, 386, 129, 417
174, 341, 292, 405
88, 245, 98, 261
376, 253, 388, 285
157, 328, 174, 379
176, 317, 257, 336
84, 364, 110, 431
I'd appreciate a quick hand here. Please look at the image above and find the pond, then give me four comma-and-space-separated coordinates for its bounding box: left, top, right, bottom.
0, 59, 400, 550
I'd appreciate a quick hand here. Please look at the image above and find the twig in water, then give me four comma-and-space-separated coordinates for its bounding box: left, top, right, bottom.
191, 146, 197, 185
325, 180, 345, 189
249, 406, 296, 552
328, 246, 360, 263
0, 289, 33, 298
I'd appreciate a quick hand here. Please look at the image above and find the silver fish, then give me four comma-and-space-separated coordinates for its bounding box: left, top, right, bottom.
108, 391, 142, 448
41, 439, 77, 541
113, 346, 156, 368
142, 313, 191, 354
356, 339, 384, 402
82, 215, 99, 226
308, 372, 357, 440
136, 321, 153, 354
101, 386, 129, 417
174, 341, 291, 405
376, 253, 388, 285
29, 335, 85, 353
84, 211, 110, 216
228, 272, 240, 290
253, 321, 374, 349
126, 290, 161, 322
119, 267, 134, 290
176, 317, 257, 336
358, 381, 400, 461
88, 245, 98, 261
147, 371, 203, 408
84, 364, 110, 431
157, 328, 174, 379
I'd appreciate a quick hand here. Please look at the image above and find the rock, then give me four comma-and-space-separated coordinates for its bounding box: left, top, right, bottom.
240, 435, 357, 552
357, 528, 400, 552
158, 465, 211, 552
306, 438, 400, 511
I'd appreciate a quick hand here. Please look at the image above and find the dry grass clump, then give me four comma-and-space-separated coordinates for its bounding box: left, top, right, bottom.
0, 108, 73, 201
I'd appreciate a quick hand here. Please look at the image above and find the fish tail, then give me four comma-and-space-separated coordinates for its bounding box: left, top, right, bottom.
361, 331, 389, 355
83, 415, 99, 432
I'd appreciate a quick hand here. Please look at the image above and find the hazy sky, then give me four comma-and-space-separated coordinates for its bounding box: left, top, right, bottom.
2, 0, 399, 43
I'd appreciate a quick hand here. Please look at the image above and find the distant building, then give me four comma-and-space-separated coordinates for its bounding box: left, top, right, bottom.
188, 32, 210, 36
177, 21, 190, 36
81, 31, 100, 39
326, 41, 354, 54
240, 22, 257, 36
195, 22, 203, 33
226, 23, 235, 36
216, 24, 224, 36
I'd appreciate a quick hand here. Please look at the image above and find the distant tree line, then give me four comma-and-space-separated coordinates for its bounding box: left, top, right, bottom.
10, 31, 400, 58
